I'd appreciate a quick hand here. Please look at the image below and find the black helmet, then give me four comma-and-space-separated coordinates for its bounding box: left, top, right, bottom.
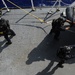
58, 17, 64, 21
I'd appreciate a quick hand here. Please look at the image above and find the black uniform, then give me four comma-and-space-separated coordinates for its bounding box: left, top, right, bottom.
57, 46, 72, 68
0, 18, 15, 44
50, 18, 64, 40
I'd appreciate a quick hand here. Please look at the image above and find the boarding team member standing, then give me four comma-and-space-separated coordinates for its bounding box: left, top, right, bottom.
49, 17, 64, 40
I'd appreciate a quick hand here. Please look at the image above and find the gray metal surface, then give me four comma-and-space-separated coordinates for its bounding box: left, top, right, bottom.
0, 8, 75, 75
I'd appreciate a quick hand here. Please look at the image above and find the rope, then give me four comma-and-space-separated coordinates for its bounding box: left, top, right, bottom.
7, 0, 47, 24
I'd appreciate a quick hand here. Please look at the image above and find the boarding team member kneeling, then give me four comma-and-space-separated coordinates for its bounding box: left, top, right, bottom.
0, 18, 16, 45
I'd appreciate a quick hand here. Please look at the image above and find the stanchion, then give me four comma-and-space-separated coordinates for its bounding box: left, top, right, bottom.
31, 0, 35, 11
2, 0, 10, 12
48, 0, 61, 14
44, 0, 70, 21
48, 0, 70, 14
7, 0, 48, 23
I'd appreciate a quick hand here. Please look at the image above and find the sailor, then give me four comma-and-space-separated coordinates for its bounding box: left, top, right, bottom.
49, 17, 64, 40
57, 46, 72, 68
0, 17, 16, 44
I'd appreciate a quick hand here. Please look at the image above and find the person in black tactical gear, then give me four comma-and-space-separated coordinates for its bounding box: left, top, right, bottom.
49, 17, 65, 40
0, 17, 16, 45
57, 46, 72, 68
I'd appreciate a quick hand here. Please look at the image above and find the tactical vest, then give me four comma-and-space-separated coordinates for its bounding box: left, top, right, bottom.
0, 18, 8, 32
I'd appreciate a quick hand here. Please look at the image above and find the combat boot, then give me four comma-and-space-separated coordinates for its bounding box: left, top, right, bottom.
6, 41, 12, 45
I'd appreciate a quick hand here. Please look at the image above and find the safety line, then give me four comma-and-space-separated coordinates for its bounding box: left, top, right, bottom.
7, 0, 47, 24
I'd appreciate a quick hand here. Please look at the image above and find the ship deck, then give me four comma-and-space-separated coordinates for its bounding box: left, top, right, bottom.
0, 7, 75, 75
